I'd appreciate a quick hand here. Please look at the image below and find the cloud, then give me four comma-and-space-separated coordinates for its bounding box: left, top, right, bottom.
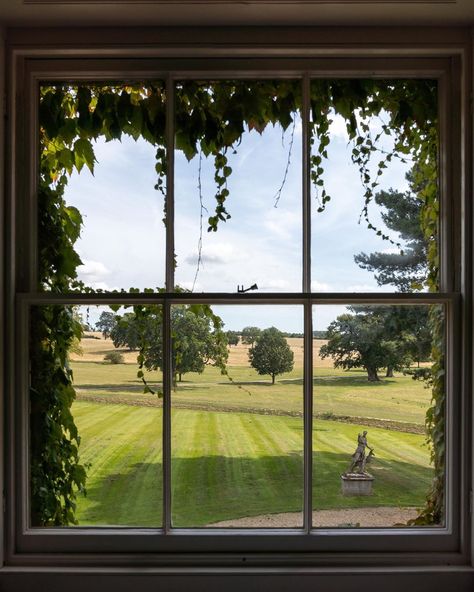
346, 283, 381, 292
311, 280, 332, 292
258, 279, 291, 290
184, 252, 226, 266
177, 280, 202, 292
77, 259, 110, 280
183, 243, 239, 267
328, 115, 349, 140
263, 208, 300, 240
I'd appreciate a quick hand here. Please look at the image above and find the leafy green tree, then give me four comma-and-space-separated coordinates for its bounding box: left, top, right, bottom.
117, 306, 228, 386
226, 330, 239, 346
320, 310, 414, 382
248, 327, 294, 385
354, 175, 432, 372
172, 308, 228, 383
313, 330, 327, 339
354, 173, 427, 293
241, 326, 261, 346
110, 312, 143, 351
95, 311, 116, 339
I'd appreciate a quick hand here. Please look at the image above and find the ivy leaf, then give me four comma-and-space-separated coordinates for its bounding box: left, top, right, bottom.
73, 138, 96, 174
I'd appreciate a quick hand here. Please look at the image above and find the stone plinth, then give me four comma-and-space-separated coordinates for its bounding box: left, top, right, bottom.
341, 473, 374, 496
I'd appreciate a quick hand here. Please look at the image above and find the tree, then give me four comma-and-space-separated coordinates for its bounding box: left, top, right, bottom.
171, 307, 228, 383
354, 174, 428, 293
95, 311, 116, 339
354, 174, 433, 373
225, 330, 239, 346
248, 327, 294, 385
110, 312, 143, 351
241, 326, 261, 346
320, 310, 414, 382
115, 306, 228, 386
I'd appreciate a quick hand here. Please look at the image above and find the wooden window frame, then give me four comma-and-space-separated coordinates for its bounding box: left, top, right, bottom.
2, 28, 472, 583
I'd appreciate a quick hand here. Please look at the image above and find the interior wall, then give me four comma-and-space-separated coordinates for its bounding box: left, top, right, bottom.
0, 23, 5, 571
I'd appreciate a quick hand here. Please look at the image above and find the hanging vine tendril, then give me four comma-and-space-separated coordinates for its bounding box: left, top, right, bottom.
192, 149, 207, 292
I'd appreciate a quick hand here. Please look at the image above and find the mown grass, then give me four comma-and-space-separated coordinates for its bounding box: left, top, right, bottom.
73, 400, 432, 527
71, 360, 430, 425
70, 337, 434, 527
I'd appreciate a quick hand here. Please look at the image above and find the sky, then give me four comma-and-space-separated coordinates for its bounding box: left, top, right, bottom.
64, 110, 412, 332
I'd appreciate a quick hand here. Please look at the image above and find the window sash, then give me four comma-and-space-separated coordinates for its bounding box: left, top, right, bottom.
5, 47, 467, 562
14, 292, 460, 556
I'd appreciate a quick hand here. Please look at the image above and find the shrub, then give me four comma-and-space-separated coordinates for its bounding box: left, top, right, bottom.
104, 351, 125, 364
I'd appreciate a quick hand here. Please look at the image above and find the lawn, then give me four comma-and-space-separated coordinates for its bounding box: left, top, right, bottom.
73, 401, 432, 527
71, 360, 430, 426
70, 335, 435, 527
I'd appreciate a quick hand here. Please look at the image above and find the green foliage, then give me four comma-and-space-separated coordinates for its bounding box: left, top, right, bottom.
354, 175, 428, 292
111, 312, 143, 351
225, 330, 240, 346
109, 305, 229, 387
103, 351, 125, 364
30, 306, 87, 525
248, 327, 294, 384
313, 330, 327, 340
320, 308, 416, 382
171, 307, 229, 383
241, 326, 262, 346
96, 311, 116, 339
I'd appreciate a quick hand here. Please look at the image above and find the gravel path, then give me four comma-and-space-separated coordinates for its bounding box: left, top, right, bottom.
210, 507, 419, 528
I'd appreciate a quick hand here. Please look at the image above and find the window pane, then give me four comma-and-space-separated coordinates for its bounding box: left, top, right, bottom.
171, 305, 304, 527
310, 80, 438, 293
174, 81, 302, 293
39, 84, 167, 292
312, 304, 445, 528
30, 304, 163, 527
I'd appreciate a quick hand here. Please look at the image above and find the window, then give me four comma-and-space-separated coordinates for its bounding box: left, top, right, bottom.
5, 34, 469, 572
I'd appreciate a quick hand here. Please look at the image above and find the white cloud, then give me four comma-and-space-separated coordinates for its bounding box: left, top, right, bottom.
328, 115, 349, 140
77, 259, 110, 280
178, 280, 202, 292
183, 242, 241, 268
258, 279, 291, 290
346, 283, 381, 292
311, 280, 332, 292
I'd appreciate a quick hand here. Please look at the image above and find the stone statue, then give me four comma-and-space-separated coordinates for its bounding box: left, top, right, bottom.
346, 430, 374, 475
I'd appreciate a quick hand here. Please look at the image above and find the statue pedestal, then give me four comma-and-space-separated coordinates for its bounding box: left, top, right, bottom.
341, 473, 374, 496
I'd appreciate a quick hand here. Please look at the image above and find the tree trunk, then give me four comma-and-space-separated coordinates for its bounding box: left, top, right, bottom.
386, 366, 394, 378
179, 373, 182, 382
271, 373, 275, 385
367, 367, 380, 382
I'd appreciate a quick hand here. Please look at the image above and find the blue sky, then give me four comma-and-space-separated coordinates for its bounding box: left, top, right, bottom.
65, 113, 410, 331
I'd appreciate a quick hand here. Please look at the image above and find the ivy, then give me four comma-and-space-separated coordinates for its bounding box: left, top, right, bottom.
35, 78, 441, 526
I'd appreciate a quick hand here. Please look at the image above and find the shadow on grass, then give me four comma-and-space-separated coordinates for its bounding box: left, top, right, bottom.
76, 451, 433, 527
280, 376, 397, 388
76, 383, 162, 393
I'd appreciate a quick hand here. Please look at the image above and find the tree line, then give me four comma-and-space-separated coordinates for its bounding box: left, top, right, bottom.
96, 311, 295, 386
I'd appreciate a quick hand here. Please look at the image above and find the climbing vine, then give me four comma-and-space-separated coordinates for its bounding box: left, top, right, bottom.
35, 78, 441, 526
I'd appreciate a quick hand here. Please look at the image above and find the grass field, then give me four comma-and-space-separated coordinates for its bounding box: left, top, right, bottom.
70, 334, 435, 527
